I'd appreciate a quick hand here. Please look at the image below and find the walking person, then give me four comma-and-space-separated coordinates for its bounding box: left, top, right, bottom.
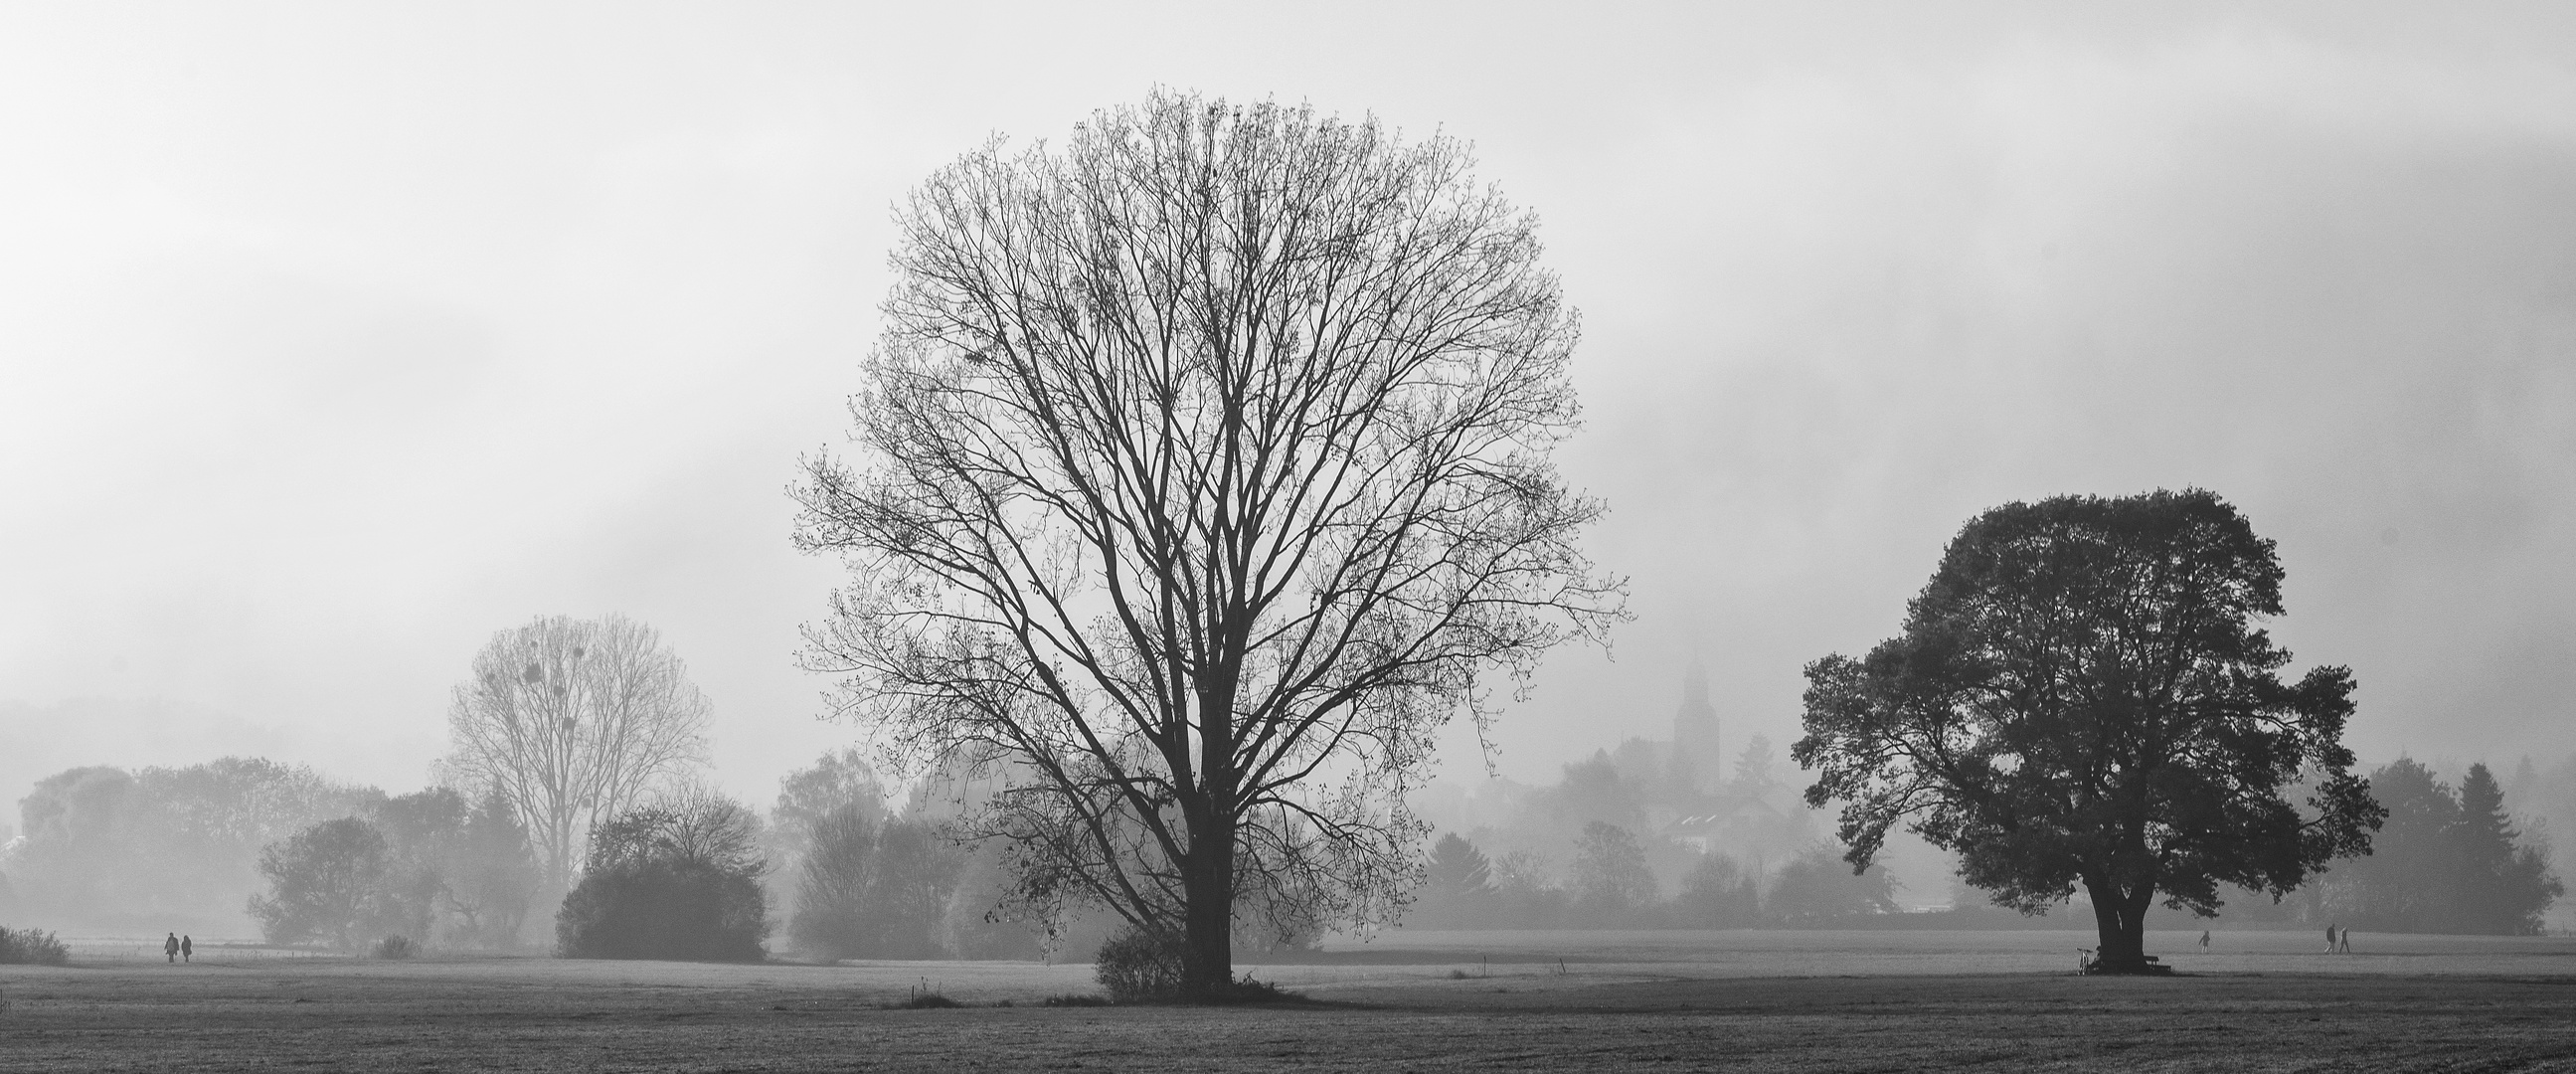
2337, 929, 2353, 954
2199, 930, 2210, 949
180, 935, 192, 964
163, 933, 179, 964
2323, 924, 2337, 954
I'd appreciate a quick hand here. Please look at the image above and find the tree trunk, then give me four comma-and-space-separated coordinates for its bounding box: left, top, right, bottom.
1181, 810, 1236, 998
2084, 875, 2156, 973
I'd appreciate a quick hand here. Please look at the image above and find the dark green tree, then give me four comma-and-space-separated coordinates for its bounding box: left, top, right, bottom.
1795, 489, 2382, 973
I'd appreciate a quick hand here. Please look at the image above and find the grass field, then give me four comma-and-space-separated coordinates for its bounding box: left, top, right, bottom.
6, 930, 2575, 1071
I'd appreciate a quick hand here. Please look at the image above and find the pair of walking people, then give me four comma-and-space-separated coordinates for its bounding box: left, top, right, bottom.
163, 933, 192, 964
2324, 924, 2354, 954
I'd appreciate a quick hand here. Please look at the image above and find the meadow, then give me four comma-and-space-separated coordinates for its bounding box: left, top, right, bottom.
6, 930, 2576, 1071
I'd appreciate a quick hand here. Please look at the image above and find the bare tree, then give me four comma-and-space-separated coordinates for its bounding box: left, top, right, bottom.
793, 90, 1624, 997
439, 614, 711, 894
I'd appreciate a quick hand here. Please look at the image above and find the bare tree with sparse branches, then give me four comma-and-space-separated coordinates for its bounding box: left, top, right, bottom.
439, 614, 712, 895
793, 90, 1625, 998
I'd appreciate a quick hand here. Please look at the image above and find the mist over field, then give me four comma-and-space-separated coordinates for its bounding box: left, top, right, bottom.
7, 4, 2576, 963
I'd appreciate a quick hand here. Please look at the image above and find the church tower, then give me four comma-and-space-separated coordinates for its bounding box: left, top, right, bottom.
1672, 659, 1722, 795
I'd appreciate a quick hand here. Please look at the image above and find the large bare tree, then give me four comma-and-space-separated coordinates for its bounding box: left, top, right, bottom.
440, 614, 711, 894
793, 90, 1624, 997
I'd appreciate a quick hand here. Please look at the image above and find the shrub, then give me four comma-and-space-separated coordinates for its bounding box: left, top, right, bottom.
1093, 928, 1186, 1001
884, 981, 959, 1008
557, 858, 768, 962
555, 796, 771, 963
371, 935, 417, 960
0, 926, 72, 966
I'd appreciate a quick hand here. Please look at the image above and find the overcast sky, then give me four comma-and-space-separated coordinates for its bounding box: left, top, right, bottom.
5, 3, 2573, 809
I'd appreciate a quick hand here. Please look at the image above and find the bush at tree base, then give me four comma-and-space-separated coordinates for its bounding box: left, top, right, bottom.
0, 926, 72, 966
1093, 929, 1186, 1001
556, 857, 766, 962
371, 935, 417, 960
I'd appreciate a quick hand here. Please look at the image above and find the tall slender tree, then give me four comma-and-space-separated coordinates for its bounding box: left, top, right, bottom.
794, 90, 1623, 997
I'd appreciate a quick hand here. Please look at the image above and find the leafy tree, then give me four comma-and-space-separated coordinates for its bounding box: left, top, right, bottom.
1764, 845, 1896, 925
2330, 759, 2458, 931
1795, 489, 2381, 972
792, 90, 1623, 996
2454, 763, 2562, 935
1570, 821, 1656, 916
1674, 851, 1763, 929
440, 614, 712, 896
248, 817, 399, 950
555, 790, 768, 962
370, 788, 469, 943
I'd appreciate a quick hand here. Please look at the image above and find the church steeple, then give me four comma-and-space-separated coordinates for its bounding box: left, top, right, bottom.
1673, 657, 1721, 794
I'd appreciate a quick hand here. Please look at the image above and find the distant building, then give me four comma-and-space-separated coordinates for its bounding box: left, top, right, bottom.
1673, 660, 1722, 796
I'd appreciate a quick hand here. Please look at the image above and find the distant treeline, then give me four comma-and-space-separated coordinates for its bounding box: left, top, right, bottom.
4, 748, 2556, 955
1407, 756, 2561, 935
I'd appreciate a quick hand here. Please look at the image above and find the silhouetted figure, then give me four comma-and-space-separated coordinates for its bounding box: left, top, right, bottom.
181, 935, 192, 963
2323, 924, 2337, 953
2199, 930, 2210, 949
2336, 928, 2353, 954
163, 933, 179, 964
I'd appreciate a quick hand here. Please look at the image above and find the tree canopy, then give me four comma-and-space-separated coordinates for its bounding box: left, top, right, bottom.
793, 89, 1622, 996
1794, 488, 2381, 972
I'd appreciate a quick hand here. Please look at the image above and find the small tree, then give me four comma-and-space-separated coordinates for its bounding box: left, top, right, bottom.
555, 791, 768, 963
1570, 821, 1655, 918
248, 817, 398, 950
1675, 851, 1763, 929
1764, 846, 1896, 925
1796, 489, 2382, 972
443, 792, 542, 949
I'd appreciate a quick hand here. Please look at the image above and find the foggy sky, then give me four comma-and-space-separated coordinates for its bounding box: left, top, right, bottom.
6, 3, 2574, 809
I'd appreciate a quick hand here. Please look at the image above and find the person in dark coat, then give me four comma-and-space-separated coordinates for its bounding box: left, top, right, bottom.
180, 935, 192, 963
163, 933, 179, 963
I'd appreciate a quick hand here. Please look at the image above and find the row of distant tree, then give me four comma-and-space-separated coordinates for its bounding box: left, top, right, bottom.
7, 748, 2561, 962
1403, 756, 2562, 936
1409, 826, 1895, 930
